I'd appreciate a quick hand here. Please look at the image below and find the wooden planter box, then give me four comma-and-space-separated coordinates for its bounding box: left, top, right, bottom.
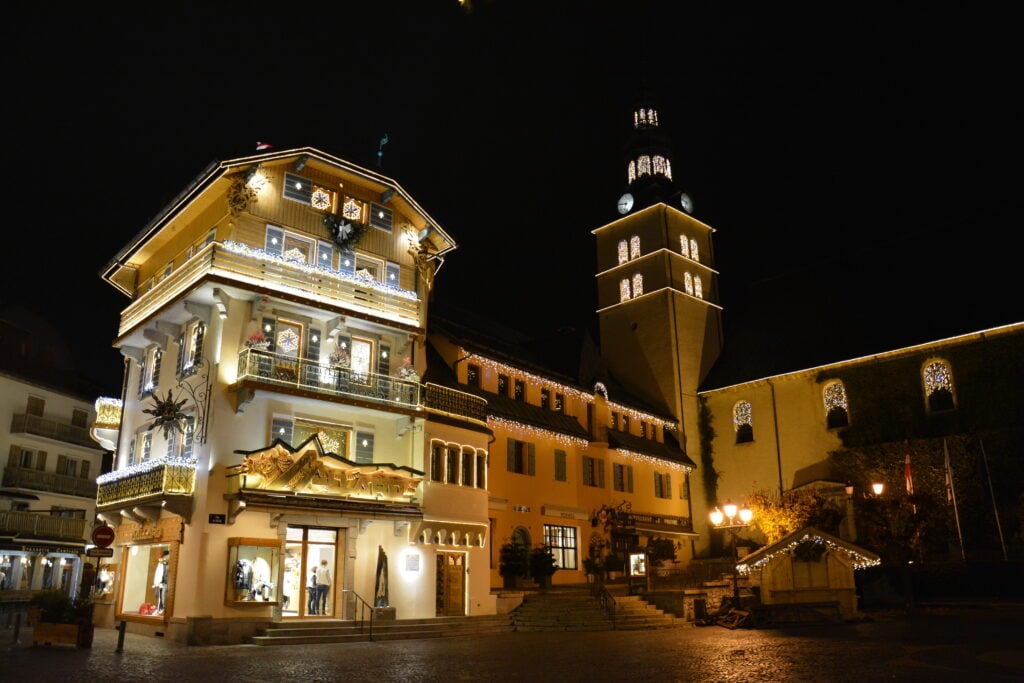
32, 621, 94, 648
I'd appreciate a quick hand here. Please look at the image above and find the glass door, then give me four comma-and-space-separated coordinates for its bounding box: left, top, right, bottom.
284, 526, 338, 618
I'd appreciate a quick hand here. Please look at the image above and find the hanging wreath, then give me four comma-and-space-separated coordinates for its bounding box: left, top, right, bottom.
323, 214, 369, 251
792, 539, 827, 563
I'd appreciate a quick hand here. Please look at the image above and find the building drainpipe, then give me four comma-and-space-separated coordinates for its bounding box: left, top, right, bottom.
767, 378, 784, 496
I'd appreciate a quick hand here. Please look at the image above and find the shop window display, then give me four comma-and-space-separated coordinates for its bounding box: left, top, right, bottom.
226, 538, 281, 605
121, 544, 172, 617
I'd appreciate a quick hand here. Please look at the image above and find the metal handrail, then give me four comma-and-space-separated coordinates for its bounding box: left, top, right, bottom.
593, 582, 617, 627
341, 589, 374, 640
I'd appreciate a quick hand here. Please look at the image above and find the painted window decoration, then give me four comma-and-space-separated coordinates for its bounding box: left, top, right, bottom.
629, 236, 641, 260
617, 240, 628, 265
734, 401, 753, 443
823, 381, 850, 428
632, 273, 643, 297
620, 278, 631, 302
923, 359, 956, 412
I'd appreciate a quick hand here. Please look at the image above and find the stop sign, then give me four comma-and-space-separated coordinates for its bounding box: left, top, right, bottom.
92, 524, 115, 548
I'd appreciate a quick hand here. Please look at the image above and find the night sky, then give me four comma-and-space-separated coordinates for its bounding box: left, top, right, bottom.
6, 2, 1021, 397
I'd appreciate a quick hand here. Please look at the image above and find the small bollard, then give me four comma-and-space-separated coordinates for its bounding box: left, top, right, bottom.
116, 619, 127, 652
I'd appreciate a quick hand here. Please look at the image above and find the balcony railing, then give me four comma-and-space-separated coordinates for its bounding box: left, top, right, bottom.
0, 510, 86, 541
96, 457, 197, 507
119, 240, 422, 338
236, 348, 421, 410
423, 383, 487, 424
2, 466, 97, 499
10, 414, 99, 449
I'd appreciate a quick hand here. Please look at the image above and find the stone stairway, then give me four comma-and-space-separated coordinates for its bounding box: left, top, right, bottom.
248, 614, 514, 646
511, 586, 681, 631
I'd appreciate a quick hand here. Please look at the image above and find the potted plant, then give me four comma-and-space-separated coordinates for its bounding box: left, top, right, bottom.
529, 544, 559, 588
246, 331, 270, 350
498, 542, 530, 589
583, 556, 601, 583
329, 346, 350, 368
603, 553, 624, 580
30, 590, 94, 648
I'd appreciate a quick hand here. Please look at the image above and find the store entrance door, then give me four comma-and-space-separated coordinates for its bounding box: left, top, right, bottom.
435, 552, 466, 616
283, 526, 339, 618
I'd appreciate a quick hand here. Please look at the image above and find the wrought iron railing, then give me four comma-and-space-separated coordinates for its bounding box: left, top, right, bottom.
9, 414, 98, 449
423, 383, 487, 423
119, 241, 422, 338
340, 589, 375, 640
0, 511, 86, 540
2, 466, 97, 499
236, 348, 421, 409
95, 457, 197, 506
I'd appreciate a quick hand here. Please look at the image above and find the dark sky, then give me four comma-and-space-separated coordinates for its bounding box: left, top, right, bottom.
5, 2, 1022, 396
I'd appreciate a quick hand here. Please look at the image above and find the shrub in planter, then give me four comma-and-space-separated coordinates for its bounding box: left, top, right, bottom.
499, 542, 530, 588
529, 545, 559, 586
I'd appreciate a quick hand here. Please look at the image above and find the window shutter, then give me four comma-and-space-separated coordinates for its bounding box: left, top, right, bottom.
265, 225, 285, 257
129, 438, 137, 466
654, 473, 661, 497
597, 460, 605, 488
627, 466, 634, 493
379, 344, 391, 376
153, 349, 162, 389
37, 451, 47, 470
307, 328, 321, 360
554, 449, 566, 482
338, 247, 356, 275
8, 445, 18, 467
166, 429, 178, 458
528, 443, 536, 476
142, 434, 152, 462
80, 460, 90, 480
507, 438, 515, 472
182, 417, 195, 459
371, 203, 393, 232
665, 474, 672, 498
355, 432, 375, 464
271, 417, 293, 445
176, 332, 186, 375
137, 357, 146, 396
385, 261, 400, 287
192, 322, 206, 366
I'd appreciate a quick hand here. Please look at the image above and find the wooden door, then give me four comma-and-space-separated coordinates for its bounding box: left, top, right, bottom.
435, 552, 465, 616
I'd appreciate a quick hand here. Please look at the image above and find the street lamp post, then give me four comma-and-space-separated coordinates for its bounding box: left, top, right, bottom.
709, 500, 753, 607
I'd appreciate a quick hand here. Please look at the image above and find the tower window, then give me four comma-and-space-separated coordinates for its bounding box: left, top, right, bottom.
632, 274, 643, 297
734, 401, 753, 443
690, 239, 699, 262
629, 236, 641, 260
617, 240, 628, 265
823, 381, 850, 428
619, 278, 631, 302
680, 235, 690, 259
923, 359, 956, 412
684, 272, 693, 296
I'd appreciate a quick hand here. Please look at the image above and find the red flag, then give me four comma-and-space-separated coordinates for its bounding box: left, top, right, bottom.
256, 141, 272, 150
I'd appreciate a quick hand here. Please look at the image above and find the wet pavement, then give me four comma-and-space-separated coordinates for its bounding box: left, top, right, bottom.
3, 604, 1022, 682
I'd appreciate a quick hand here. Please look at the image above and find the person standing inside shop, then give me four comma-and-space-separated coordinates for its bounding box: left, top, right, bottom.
307, 567, 318, 614
315, 559, 331, 616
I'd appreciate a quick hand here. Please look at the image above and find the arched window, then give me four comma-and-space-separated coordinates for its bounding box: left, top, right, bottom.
733, 401, 753, 443
694, 276, 703, 299
923, 359, 956, 412
619, 278, 631, 302
690, 239, 699, 263
684, 272, 693, 295
617, 240, 628, 265
627, 160, 637, 184
629, 235, 641, 260
631, 273, 643, 297
637, 155, 651, 177
823, 381, 850, 428
679, 235, 690, 258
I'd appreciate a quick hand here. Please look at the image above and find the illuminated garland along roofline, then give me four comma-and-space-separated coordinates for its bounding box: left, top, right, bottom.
487, 417, 589, 449
465, 352, 676, 431
736, 531, 882, 575
222, 240, 418, 300
96, 456, 198, 485
616, 449, 693, 472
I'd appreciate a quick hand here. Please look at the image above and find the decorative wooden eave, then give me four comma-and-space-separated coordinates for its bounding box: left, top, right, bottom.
736, 526, 881, 574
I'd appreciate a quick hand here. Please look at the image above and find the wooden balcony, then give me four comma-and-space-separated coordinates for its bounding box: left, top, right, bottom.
233, 348, 421, 413
9, 414, 100, 449
2, 466, 97, 499
0, 510, 86, 542
118, 240, 423, 339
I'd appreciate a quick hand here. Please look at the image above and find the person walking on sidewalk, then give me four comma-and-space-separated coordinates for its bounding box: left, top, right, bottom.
315, 560, 332, 616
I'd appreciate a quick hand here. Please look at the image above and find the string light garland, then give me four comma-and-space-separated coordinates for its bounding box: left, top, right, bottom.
96, 456, 198, 485
615, 449, 693, 472
486, 417, 589, 448
222, 241, 418, 301
736, 531, 881, 575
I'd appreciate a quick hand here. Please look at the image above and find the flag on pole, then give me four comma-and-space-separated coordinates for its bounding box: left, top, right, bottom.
943, 439, 954, 503
256, 141, 273, 150
903, 441, 914, 496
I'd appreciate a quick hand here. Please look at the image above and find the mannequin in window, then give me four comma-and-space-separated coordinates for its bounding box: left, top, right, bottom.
153, 549, 169, 615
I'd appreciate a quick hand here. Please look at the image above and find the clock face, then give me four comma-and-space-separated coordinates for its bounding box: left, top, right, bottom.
679, 193, 693, 214
617, 193, 634, 215
311, 187, 331, 210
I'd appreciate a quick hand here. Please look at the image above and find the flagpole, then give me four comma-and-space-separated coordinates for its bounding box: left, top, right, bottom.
979, 439, 1008, 561
944, 438, 966, 561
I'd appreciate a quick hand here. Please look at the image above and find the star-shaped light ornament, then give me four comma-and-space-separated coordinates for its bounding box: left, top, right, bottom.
143, 390, 190, 440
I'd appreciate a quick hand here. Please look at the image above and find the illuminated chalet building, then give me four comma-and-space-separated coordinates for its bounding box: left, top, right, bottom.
87, 95, 1023, 644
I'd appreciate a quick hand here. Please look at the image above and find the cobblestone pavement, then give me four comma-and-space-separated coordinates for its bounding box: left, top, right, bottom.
3, 605, 1022, 682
